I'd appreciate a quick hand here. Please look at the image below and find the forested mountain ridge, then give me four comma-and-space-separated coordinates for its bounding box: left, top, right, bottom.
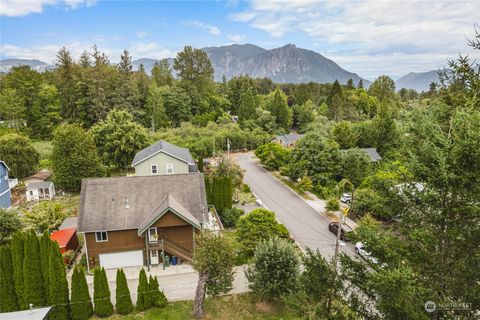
395, 70, 440, 92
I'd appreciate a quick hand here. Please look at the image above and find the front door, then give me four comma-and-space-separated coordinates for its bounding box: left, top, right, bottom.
150, 250, 159, 265
148, 227, 158, 243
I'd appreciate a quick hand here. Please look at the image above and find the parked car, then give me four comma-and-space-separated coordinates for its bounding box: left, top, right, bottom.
355, 242, 379, 264
340, 193, 352, 203
328, 222, 353, 240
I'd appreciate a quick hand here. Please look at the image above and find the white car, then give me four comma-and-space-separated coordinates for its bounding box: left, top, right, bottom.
340, 193, 352, 203
355, 242, 379, 265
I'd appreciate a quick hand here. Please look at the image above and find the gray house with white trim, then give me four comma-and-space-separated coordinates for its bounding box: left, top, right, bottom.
131, 140, 197, 176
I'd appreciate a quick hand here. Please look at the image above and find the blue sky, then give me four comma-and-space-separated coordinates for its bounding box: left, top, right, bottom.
1, 0, 479, 79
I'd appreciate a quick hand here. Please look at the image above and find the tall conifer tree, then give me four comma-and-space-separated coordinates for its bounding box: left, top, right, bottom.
0, 245, 18, 312
94, 267, 113, 317
39, 231, 51, 303
10, 232, 25, 309
136, 269, 149, 311
115, 269, 133, 315
23, 231, 45, 307
71, 266, 93, 320
48, 241, 70, 320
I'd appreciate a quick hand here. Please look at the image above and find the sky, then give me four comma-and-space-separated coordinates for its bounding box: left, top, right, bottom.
0, 0, 479, 80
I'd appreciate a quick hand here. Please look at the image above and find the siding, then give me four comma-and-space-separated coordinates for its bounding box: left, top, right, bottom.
134, 152, 189, 176
0, 164, 11, 208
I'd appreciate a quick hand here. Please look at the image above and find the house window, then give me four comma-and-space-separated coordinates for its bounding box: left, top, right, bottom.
151, 164, 158, 175
166, 164, 174, 175
95, 231, 108, 242
151, 250, 157, 257
148, 227, 158, 242
29, 191, 33, 196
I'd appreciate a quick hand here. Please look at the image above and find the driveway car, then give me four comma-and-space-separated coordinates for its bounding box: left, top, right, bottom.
328, 222, 353, 240
355, 242, 379, 264
340, 193, 352, 203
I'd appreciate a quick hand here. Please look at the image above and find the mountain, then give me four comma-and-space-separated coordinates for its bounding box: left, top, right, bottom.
396, 70, 440, 92
131, 58, 172, 75
202, 43, 366, 84
0, 59, 52, 73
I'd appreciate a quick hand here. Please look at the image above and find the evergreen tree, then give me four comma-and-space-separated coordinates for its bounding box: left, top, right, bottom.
198, 157, 204, 173
152, 59, 174, 87
115, 269, 133, 315
23, 230, 45, 308
238, 87, 257, 125
48, 241, 70, 320
94, 267, 113, 317
55, 47, 78, 121
0, 245, 18, 312
136, 268, 149, 311
39, 231, 51, 304
173, 46, 214, 94
327, 80, 344, 121
149, 276, 167, 308
10, 232, 25, 309
71, 266, 93, 320
265, 88, 292, 131
358, 79, 364, 89
346, 78, 355, 89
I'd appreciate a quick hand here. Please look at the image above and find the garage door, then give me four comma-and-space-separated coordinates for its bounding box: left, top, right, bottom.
99, 250, 144, 269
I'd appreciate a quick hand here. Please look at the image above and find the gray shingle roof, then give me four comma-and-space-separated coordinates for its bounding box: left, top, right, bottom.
131, 140, 195, 166
78, 173, 207, 233
27, 181, 53, 190
273, 134, 304, 145
340, 148, 382, 162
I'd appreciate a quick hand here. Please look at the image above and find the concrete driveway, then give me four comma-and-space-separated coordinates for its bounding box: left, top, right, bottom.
235, 152, 357, 260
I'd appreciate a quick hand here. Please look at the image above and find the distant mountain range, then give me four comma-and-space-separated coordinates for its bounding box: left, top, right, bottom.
0, 44, 440, 90
395, 71, 440, 92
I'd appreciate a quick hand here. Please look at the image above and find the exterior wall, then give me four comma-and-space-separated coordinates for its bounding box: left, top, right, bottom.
26, 185, 55, 202
85, 229, 145, 270
134, 152, 189, 176
0, 164, 12, 208
24, 178, 44, 187
151, 212, 195, 251
66, 233, 79, 252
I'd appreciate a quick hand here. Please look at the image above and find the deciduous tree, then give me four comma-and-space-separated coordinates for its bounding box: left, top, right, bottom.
0, 134, 39, 178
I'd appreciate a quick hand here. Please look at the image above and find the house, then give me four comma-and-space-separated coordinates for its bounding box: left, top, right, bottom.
78, 172, 221, 271
26, 181, 55, 202
340, 147, 382, 162
50, 227, 79, 255
0, 161, 17, 208
24, 169, 52, 187
0, 307, 51, 320
272, 133, 304, 147
132, 140, 197, 176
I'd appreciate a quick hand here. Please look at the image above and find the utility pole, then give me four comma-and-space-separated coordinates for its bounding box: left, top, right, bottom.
334, 206, 349, 271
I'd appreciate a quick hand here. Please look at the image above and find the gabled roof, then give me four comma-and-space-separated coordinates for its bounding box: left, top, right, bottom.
25, 169, 52, 181
50, 227, 76, 248
27, 181, 54, 190
78, 173, 207, 233
137, 194, 201, 235
0, 160, 9, 171
340, 147, 382, 162
132, 140, 195, 166
273, 134, 304, 145
0, 307, 51, 320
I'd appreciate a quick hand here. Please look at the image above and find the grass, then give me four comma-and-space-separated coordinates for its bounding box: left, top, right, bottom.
272, 173, 313, 200
103, 294, 300, 320
32, 140, 54, 160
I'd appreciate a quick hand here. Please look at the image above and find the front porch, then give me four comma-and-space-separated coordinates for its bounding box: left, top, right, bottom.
146, 237, 194, 268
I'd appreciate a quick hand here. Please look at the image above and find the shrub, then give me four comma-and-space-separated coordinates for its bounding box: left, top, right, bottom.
71, 266, 93, 320
149, 276, 167, 308
236, 208, 289, 256
254, 142, 291, 171
326, 198, 340, 212
93, 267, 113, 317
136, 269, 149, 311
246, 237, 299, 301
115, 269, 133, 315
0, 208, 22, 243
23, 201, 67, 233
242, 184, 251, 193
220, 207, 244, 228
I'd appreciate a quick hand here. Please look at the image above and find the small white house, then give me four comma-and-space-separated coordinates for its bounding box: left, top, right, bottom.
26, 181, 55, 202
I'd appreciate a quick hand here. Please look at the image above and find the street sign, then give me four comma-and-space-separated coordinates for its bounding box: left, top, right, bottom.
342, 207, 350, 216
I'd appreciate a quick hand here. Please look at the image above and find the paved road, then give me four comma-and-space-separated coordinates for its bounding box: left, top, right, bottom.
235, 153, 356, 260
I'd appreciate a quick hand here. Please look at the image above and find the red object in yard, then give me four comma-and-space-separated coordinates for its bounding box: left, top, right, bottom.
50, 227, 79, 263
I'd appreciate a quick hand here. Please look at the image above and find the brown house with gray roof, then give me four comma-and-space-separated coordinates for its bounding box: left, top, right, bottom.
78, 172, 221, 271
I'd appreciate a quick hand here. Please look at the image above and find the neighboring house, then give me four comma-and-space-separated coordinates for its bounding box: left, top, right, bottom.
0, 161, 17, 209
132, 140, 197, 176
272, 133, 305, 147
0, 307, 51, 320
50, 227, 79, 255
78, 173, 221, 271
340, 147, 382, 163
26, 181, 55, 202
24, 169, 52, 187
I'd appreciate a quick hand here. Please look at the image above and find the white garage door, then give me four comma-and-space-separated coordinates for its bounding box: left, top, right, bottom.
99, 250, 143, 269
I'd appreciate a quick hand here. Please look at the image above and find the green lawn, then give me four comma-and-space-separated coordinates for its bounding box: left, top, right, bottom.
103, 294, 300, 320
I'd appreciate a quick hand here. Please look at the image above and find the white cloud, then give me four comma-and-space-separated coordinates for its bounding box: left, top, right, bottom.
184, 21, 222, 35
136, 31, 148, 39
0, 41, 175, 64
231, 0, 480, 78
227, 34, 245, 43
0, 0, 96, 17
